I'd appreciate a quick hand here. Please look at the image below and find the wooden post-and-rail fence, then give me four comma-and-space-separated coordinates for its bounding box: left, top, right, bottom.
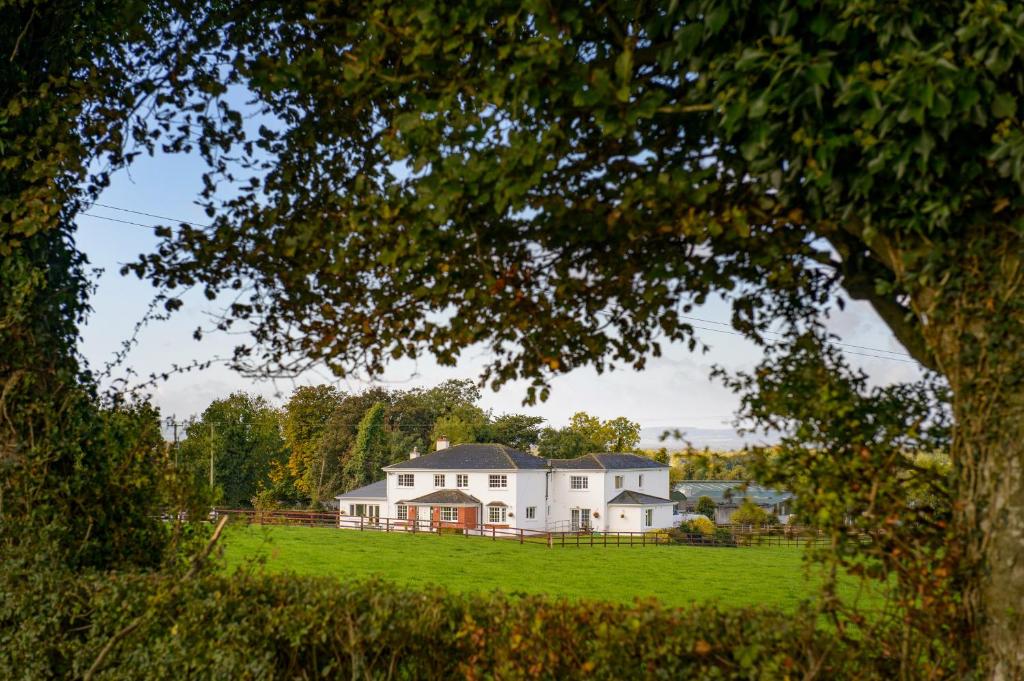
209, 509, 840, 548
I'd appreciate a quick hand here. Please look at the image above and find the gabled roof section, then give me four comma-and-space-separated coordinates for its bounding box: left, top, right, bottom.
403, 489, 481, 506
550, 453, 668, 470
335, 479, 387, 500
384, 443, 547, 470
607, 490, 675, 506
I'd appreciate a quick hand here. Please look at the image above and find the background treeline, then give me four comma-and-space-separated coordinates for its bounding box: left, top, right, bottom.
173, 379, 645, 509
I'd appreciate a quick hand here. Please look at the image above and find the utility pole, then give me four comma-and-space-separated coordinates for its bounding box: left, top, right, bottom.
209, 421, 215, 491
172, 420, 179, 468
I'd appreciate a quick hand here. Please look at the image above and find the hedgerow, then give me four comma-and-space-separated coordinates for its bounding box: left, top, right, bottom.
2, 564, 876, 681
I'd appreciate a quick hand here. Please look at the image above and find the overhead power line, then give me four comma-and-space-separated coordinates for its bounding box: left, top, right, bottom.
679, 314, 914, 360
80, 201, 919, 365
79, 212, 161, 230
90, 201, 214, 228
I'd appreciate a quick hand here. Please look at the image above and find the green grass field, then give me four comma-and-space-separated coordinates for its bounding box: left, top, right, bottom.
222, 524, 881, 612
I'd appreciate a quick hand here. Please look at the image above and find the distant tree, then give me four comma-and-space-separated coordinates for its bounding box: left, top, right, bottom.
695, 496, 717, 521
430, 403, 489, 446
342, 403, 389, 492
483, 413, 545, 450
537, 427, 593, 460
281, 386, 343, 500
604, 416, 641, 452
731, 500, 769, 527
642, 448, 671, 465
178, 392, 287, 508
539, 412, 642, 458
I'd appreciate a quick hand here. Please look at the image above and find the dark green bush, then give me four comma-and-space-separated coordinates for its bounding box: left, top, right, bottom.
1, 564, 878, 681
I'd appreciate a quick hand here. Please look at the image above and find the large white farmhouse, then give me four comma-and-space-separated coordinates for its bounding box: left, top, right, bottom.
336, 439, 675, 532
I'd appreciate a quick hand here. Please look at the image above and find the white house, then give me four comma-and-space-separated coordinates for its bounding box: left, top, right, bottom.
336, 439, 675, 532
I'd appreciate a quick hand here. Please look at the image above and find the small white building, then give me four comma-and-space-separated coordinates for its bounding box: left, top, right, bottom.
336, 440, 675, 532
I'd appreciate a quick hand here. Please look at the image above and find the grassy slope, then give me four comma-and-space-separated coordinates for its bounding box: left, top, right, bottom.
222, 524, 879, 612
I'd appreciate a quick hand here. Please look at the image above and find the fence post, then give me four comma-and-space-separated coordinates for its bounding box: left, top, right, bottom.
519, 529, 523, 545
547, 532, 552, 549
386, 518, 390, 533
492, 526, 496, 541
642, 532, 646, 547
359, 516, 364, 531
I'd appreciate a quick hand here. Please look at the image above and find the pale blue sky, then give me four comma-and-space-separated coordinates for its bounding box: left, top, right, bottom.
75, 144, 923, 437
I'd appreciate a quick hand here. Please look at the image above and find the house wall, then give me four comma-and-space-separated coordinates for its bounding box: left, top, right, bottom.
337, 497, 385, 518
606, 504, 675, 532
607, 506, 641, 532
548, 467, 671, 531
513, 470, 548, 531
383, 465, 672, 532
385, 469, 518, 526
602, 469, 671, 502
548, 470, 608, 530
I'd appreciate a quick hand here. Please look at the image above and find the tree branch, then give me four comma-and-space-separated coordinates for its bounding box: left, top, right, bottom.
831, 237, 937, 371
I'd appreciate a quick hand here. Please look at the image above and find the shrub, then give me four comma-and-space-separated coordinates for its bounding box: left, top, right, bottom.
1, 566, 878, 680
689, 516, 716, 536
695, 496, 717, 520
714, 528, 736, 545
730, 500, 768, 527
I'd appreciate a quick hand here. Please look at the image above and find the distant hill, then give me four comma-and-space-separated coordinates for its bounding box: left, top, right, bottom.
639, 426, 780, 452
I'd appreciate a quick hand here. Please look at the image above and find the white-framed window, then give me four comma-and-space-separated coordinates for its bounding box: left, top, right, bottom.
489, 474, 507, 489
644, 508, 654, 527
396, 504, 408, 520
456, 474, 469, 488
434, 473, 446, 487
525, 506, 536, 519
441, 507, 458, 522
570, 475, 588, 490
614, 475, 623, 489
488, 506, 507, 523
397, 474, 414, 487
638, 474, 644, 488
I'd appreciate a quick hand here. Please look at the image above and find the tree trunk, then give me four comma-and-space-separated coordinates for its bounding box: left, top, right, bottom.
950, 377, 1024, 679
920, 240, 1024, 678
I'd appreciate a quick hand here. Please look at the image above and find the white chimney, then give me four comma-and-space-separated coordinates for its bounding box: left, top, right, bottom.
435, 436, 450, 451
409, 446, 420, 460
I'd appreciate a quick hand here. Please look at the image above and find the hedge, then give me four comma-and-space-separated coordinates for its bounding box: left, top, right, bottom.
1, 564, 891, 681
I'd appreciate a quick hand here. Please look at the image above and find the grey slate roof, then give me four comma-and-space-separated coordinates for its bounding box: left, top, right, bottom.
403, 489, 481, 505
607, 490, 675, 506
335, 479, 387, 500
384, 443, 547, 470
549, 453, 668, 470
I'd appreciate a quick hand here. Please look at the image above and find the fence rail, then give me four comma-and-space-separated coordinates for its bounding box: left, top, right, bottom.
210, 509, 851, 548
216, 509, 675, 547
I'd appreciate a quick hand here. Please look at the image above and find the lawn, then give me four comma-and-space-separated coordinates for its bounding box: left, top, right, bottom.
221, 524, 880, 612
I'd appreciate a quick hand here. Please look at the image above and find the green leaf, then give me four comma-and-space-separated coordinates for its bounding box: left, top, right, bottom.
992, 93, 1017, 119
393, 112, 421, 132
615, 49, 633, 83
